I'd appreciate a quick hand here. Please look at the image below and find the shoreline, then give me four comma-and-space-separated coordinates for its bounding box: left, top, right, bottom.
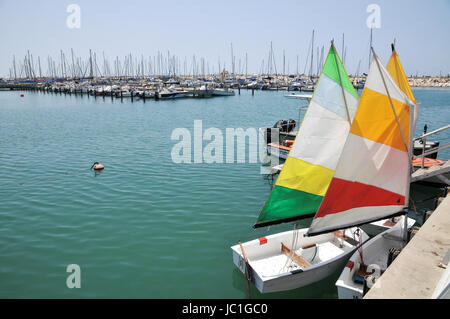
1, 75, 450, 89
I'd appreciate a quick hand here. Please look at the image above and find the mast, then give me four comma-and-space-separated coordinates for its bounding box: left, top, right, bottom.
387, 43, 418, 242
316, 46, 319, 75
320, 46, 324, 71
60, 50, 64, 78
38, 56, 42, 78
27, 50, 34, 80
331, 41, 351, 124
71, 48, 76, 78
230, 43, 234, 75
368, 28, 373, 70
271, 42, 277, 75
356, 59, 361, 77
405, 90, 414, 242
245, 52, 248, 76
310, 30, 314, 77
13, 55, 17, 80
89, 49, 93, 78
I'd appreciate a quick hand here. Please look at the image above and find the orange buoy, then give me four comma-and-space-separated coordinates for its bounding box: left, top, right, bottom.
91, 162, 104, 170
20, 94, 24, 97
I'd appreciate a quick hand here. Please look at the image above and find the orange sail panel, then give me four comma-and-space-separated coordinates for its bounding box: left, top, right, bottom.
386, 47, 419, 134
386, 49, 416, 104
307, 52, 415, 236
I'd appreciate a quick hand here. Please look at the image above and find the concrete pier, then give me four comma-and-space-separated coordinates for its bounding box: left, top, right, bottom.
364, 193, 450, 299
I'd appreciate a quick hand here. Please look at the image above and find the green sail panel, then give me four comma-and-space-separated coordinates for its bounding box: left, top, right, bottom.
255, 186, 322, 227
322, 46, 359, 100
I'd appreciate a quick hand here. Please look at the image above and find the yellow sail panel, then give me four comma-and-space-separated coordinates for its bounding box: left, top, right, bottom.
276, 157, 334, 197
350, 87, 411, 152
386, 49, 416, 104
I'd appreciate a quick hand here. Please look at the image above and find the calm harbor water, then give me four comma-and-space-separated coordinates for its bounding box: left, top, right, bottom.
0, 87, 448, 298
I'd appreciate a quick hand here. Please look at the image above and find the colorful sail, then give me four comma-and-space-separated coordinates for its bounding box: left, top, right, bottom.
255, 43, 359, 228
307, 50, 415, 236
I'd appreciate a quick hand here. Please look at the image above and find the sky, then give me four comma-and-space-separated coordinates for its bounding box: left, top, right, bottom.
0, 0, 449, 77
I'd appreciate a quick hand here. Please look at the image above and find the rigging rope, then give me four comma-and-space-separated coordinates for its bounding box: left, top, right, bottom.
281, 223, 300, 273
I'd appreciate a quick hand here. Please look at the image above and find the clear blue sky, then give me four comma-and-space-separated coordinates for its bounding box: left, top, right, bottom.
1, 0, 449, 77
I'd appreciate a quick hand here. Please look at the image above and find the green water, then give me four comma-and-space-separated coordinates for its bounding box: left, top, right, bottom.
0, 88, 448, 298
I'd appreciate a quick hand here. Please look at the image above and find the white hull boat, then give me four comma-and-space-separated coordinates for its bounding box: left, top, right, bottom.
336, 216, 411, 299
360, 215, 416, 237
267, 143, 290, 160
116, 91, 132, 97
212, 88, 235, 96
284, 93, 312, 100
231, 227, 368, 293
158, 90, 189, 99
143, 91, 155, 98
301, 85, 315, 92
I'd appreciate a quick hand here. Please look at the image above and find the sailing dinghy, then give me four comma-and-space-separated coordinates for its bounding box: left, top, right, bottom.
231, 42, 368, 294
335, 45, 419, 298
336, 215, 408, 299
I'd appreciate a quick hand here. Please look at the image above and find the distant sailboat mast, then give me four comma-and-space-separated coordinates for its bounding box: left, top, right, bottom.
368, 28, 373, 71
309, 30, 315, 78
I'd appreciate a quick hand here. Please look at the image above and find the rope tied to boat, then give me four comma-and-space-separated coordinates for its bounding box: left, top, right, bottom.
281, 223, 300, 273
353, 228, 365, 266
238, 240, 251, 299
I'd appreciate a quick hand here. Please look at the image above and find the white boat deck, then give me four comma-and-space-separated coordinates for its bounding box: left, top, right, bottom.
284, 93, 313, 100
250, 241, 345, 277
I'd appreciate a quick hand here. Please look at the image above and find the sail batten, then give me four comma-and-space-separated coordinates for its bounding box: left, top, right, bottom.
307, 50, 416, 237
254, 44, 358, 228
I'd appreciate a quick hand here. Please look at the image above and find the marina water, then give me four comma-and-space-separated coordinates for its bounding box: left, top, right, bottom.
0, 88, 448, 298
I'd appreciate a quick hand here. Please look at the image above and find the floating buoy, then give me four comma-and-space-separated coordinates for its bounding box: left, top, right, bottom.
90, 162, 104, 171
20, 94, 24, 97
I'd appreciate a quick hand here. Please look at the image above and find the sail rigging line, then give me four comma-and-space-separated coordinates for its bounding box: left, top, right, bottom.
306, 210, 405, 237
409, 198, 418, 215
354, 227, 365, 266
281, 223, 300, 273
331, 41, 352, 125
238, 240, 251, 299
